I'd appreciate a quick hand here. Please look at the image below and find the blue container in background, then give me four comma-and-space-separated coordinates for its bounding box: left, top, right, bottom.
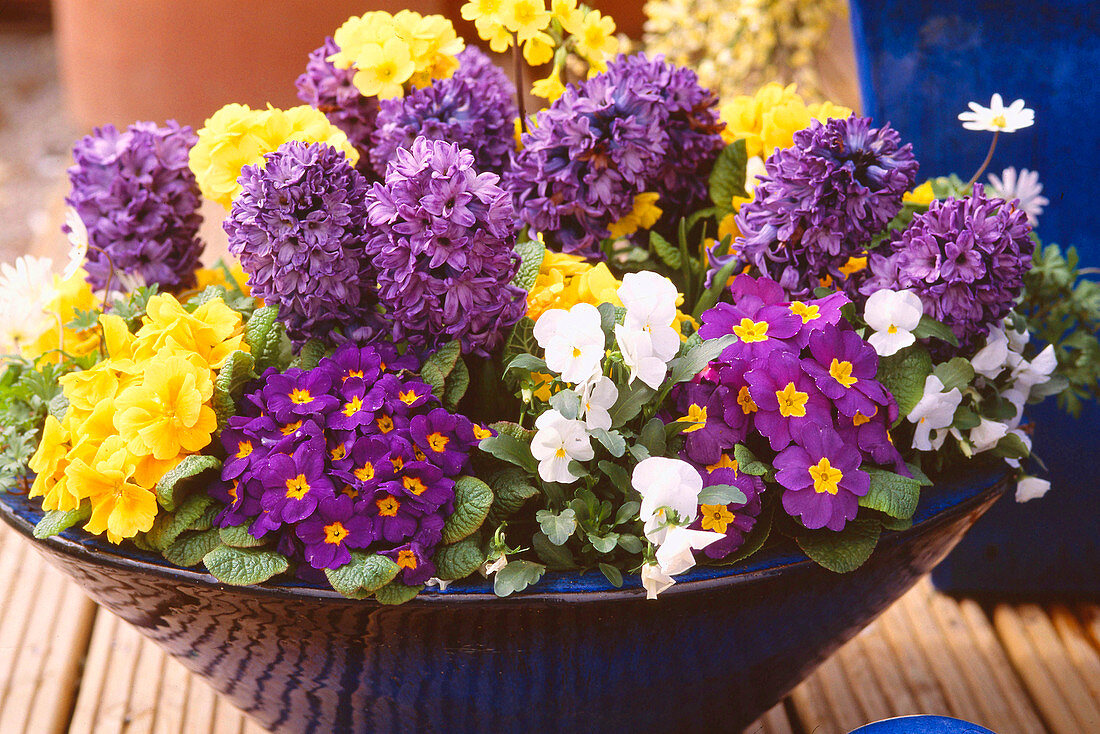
849, 715, 996, 734
848, 0, 1100, 597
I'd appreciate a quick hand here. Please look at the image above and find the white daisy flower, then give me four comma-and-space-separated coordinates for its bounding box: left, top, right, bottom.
958, 94, 1034, 133
987, 167, 1048, 226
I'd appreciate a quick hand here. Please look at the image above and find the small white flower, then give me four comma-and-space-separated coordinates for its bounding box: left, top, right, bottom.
618, 272, 680, 362
482, 555, 508, 577
908, 375, 962, 451
1004, 428, 1032, 468
1015, 476, 1051, 503
530, 409, 594, 484
62, 207, 89, 280
1006, 325, 1030, 353
641, 562, 675, 600
864, 289, 923, 356
969, 418, 1009, 453
533, 303, 605, 384
0, 255, 57, 353
958, 94, 1034, 133
987, 167, 1048, 226
580, 376, 618, 431
615, 323, 669, 389
425, 577, 453, 590
632, 456, 703, 544
972, 325, 1009, 379
654, 526, 724, 576
1010, 344, 1056, 393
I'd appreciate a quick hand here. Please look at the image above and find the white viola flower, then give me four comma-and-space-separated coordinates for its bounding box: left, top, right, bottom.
864, 289, 924, 356
580, 375, 618, 431
1004, 428, 1032, 468
1015, 476, 1051, 503
641, 562, 675, 600
958, 94, 1034, 133
969, 418, 1009, 454
615, 323, 668, 389
533, 302, 605, 384
632, 456, 703, 544
62, 207, 89, 280
1010, 344, 1057, 393
908, 375, 962, 451
425, 577, 453, 590
530, 409, 594, 484
654, 526, 724, 576
987, 167, 1048, 226
1006, 325, 1030, 354
0, 255, 57, 353
971, 325, 1009, 379
482, 555, 508, 577
618, 271, 681, 362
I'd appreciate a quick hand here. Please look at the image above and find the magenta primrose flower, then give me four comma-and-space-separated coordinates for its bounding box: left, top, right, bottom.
774, 424, 871, 531
745, 351, 833, 451
296, 494, 374, 570
802, 324, 890, 418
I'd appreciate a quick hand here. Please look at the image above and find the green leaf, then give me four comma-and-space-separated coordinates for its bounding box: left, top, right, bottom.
487, 420, 535, 443
617, 534, 644, 553
374, 582, 423, 605
536, 508, 577, 545
163, 529, 222, 567
666, 334, 737, 386
933, 357, 975, 392
698, 484, 748, 506
213, 350, 255, 429
708, 139, 749, 214
203, 545, 288, 586
485, 467, 539, 526
598, 562, 623, 588
219, 522, 269, 548
244, 306, 289, 372
953, 406, 981, 431
441, 476, 494, 544
587, 532, 619, 554
324, 552, 400, 599
549, 388, 582, 419
504, 353, 548, 376
532, 530, 576, 569
589, 428, 626, 457
492, 559, 546, 597
719, 501, 774, 565
33, 502, 91, 540
145, 493, 215, 551
154, 454, 222, 511
442, 357, 470, 410
691, 249, 738, 320
597, 460, 631, 492
650, 230, 682, 269
290, 338, 326, 370
478, 433, 538, 474
503, 317, 538, 370
512, 238, 546, 292
733, 444, 770, 476
432, 536, 485, 581
608, 379, 655, 427
877, 344, 933, 420
992, 432, 1030, 460
858, 468, 921, 520
638, 417, 667, 456
598, 302, 619, 340
47, 393, 68, 423
913, 315, 960, 347
614, 501, 640, 525
421, 341, 461, 397
797, 518, 882, 573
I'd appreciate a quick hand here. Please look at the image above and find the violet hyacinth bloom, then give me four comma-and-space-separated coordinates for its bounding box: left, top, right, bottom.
774, 424, 870, 531
690, 466, 764, 560
371, 47, 517, 177
365, 138, 526, 356
802, 324, 889, 418
295, 36, 378, 174
731, 115, 918, 297
65, 121, 204, 291
745, 351, 833, 450
296, 494, 374, 570
861, 185, 1033, 347
225, 141, 383, 345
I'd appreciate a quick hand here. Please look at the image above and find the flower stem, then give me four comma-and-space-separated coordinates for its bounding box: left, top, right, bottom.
512, 33, 528, 134
964, 130, 999, 192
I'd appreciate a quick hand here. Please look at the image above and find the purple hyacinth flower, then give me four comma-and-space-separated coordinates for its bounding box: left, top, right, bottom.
262, 368, 340, 423
671, 381, 746, 466
774, 424, 870, 531
296, 494, 374, 570
259, 442, 335, 525
690, 466, 765, 560
409, 408, 475, 475
746, 351, 833, 450
382, 542, 437, 585
802, 324, 889, 418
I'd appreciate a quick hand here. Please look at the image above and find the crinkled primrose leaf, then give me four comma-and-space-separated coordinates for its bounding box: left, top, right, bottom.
374, 581, 423, 605
155, 455, 222, 511
33, 502, 91, 540
163, 528, 222, 567
858, 468, 921, 520
325, 552, 400, 599
441, 476, 494, 544
797, 518, 882, 573
432, 536, 485, 581
203, 545, 288, 586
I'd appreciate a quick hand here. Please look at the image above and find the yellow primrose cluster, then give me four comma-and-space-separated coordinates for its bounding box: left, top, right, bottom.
329, 11, 464, 99
188, 103, 358, 209
24, 269, 100, 363
720, 82, 852, 159
462, 0, 618, 102
643, 0, 844, 103
28, 294, 247, 543
607, 193, 663, 240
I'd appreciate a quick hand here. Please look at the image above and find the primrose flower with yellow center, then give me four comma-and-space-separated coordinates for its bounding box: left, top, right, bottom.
746, 352, 831, 451
774, 425, 870, 531
902, 180, 935, 207
66, 435, 157, 543
133, 293, 247, 369
532, 66, 567, 102
499, 0, 552, 41
573, 10, 618, 71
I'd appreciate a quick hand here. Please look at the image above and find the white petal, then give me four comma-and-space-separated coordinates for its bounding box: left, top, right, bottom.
867, 329, 915, 357
641, 563, 675, 600
1015, 476, 1050, 503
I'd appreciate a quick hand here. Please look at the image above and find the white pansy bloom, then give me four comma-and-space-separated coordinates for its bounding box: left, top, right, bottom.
1006, 325, 1030, 354
62, 207, 89, 280
533, 302, 605, 384
972, 325, 1009, 379
958, 94, 1034, 133
908, 375, 962, 451
654, 526, 724, 576
580, 376, 618, 431
615, 323, 668, 389
618, 271, 681, 362
530, 410, 594, 484
632, 456, 703, 544
969, 418, 1009, 453
641, 562, 675, 600
864, 289, 923, 356
425, 577, 453, 590
1004, 428, 1032, 469
1010, 344, 1056, 393
0, 255, 57, 353
1015, 476, 1051, 503
482, 555, 508, 577
987, 167, 1048, 226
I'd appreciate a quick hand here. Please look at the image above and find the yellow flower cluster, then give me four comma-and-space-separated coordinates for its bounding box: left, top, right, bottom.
643, 0, 845, 103
188, 104, 358, 209
329, 11, 464, 99
28, 294, 247, 543
720, 82, 852, 159
607, 193, 663, 240
25, 269, 100, 363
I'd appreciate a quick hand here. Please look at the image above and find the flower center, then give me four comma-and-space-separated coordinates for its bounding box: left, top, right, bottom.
285, 474, 311, 500
789, 302, 820, 324
853, 408, 876, 427
473, 425, 492, 440
377, 415, 395, 433
323, 521, 349, 545
280, 420, 302, 436
737, 385, 758, 414
341, 485, 358, 500
676, 403, 708, 433
331, 444, 347, 461
403, 476, 428, 495
732, 317, 769, 343
707, 455, 739, 474
228, 481, 239, 502
829, 359, 857, 388
776, 382, 809, 418
391, 455, 404, 470
572, 346, 582, 358
354, 462, 375, 481
555, 447, 568, 458
345, 369, 364, 382
809, 458, 843, 495
289, 388, 312, 405
343, 395, 364, 417
699, 503, 735, 534
376, 494, 400, 517
235, 440, 253, 459
887, 325, 898, 334
991, 114, 1007, 128
399, 389, 420, 406
427, 432, 449, 452
396, 549, 418, 569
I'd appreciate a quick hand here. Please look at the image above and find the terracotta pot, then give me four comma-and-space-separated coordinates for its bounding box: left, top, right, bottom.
0, 466, 1006, 733
52, 0, 447, 131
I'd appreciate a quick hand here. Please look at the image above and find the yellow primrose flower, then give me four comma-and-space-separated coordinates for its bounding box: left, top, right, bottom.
68, 435, 156, 543
25, 269, 100, 362
476, 16, 515, 52
194, 262, 254, 299
354, 38, 416, 98
719, 82, 851, 158
59, 362, 122, 422
607, 192, 663, 239
114, 353, 217, 461
523, 31, 556, 65
500, 0, 552, 41
461, 0, 505, 25
133, 293, 247, 369
573, 10, 618, 71
189, 104, 357, 208
28, 416, 81, 512
132, 452, 186, 491
532, 66, 566, 102
903, 180, 935, 206
551, 0, 584, 35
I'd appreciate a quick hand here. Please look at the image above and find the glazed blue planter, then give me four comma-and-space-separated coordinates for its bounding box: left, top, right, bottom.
850, 715, 996, 734
849, 0, 1100, 598
0, 467, 1006, 734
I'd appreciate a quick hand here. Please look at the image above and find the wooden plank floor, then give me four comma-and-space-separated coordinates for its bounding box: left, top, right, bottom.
1, 524, 1098, 733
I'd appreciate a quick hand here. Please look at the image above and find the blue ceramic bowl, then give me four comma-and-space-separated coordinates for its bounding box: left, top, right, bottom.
850, 715, 996, 733
0, 467, 1006, 734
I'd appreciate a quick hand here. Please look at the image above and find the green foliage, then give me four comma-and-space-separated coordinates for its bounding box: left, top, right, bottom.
599, 562, 623, 588
432, 536, 486, 581
145, 493, 215, 551
512, 238, 546, 292
154, 454, 222, 511
421, 341, 461, 397
858, 469, 921, 520
650, 231, 682, 269
877, 345, 933, 422
213, 350, 255, 429
797, 519, 882, 573
244, 306, 292, 372
532, 530, 576, 569
536, 508, 577, 545
203, 545, 289, 586
912, 315, 960, 347
163, 528, 222, 567
373, 582, 423, 605
733, 444, 770, 477
290, 338, 326, 370
442, 357, 470, 410
0, 358, 71, 491
325, 552, 400, 599
219, 522, 269, 548
933, 357, 975, 392
697, 484, 748, 506
493, 559, 546, 597
33, 502, 91, 540
709, 139, 749, 215
441, 476, 494, 544
485, 467, 539, 525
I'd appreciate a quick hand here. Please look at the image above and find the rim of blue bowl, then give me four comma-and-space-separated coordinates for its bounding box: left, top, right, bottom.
0, 465, 1007, 604
848, 714, 997, 733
